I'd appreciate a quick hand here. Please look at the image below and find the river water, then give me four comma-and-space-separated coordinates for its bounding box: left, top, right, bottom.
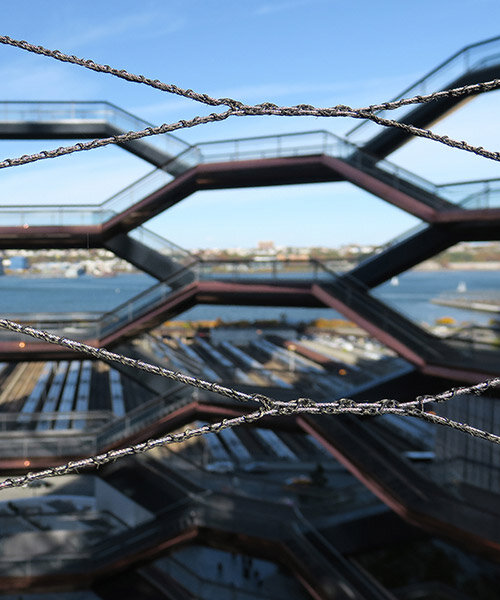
0, 270, 498, 327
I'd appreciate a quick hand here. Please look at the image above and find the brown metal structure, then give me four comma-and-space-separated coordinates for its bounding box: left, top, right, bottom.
2, 36, 500, 595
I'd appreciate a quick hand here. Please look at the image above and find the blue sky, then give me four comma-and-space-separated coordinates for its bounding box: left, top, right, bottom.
1, 1, 500, 249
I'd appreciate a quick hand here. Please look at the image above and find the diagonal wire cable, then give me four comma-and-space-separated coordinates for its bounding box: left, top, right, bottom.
0, 110, 233, 169
1, 316, 500, 491
0, 35, 243, 109
2, 34, 500, 114
1, 34, 500, 167
0, 318, 275, 406
1, 318, 499, 411
0, 104, 499, 171
1, 393, 500, 490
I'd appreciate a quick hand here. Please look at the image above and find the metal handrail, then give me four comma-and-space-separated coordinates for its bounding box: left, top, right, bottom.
0, 129, 461, 221
1, 258, 331, 340
0, 387, 191, 457
312, 260, 447, 359
0, 100, 190, 147
348, 176, 500, 280
346, 34, 500, 141
0, 257, 444, 352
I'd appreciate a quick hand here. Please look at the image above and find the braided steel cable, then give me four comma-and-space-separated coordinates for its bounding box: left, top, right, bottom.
0, 35, 243, 109
0, 391, 499, 489
1, 318, 500, 489
1, 34, 499, 114
1, 318, 499, 410
0, 35, 500, 168
1, 403, 500, 491
1, 104, 499, 171
0, 318, 275, 406
0, 110, 234, 169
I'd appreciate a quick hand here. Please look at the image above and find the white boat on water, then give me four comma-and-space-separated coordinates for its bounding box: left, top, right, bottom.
390, 276, 399, 286
457, 281, 467, 293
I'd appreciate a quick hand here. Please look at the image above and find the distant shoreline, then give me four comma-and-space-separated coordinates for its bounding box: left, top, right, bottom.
413, 263, 500, 272
1, 265, 500, 279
